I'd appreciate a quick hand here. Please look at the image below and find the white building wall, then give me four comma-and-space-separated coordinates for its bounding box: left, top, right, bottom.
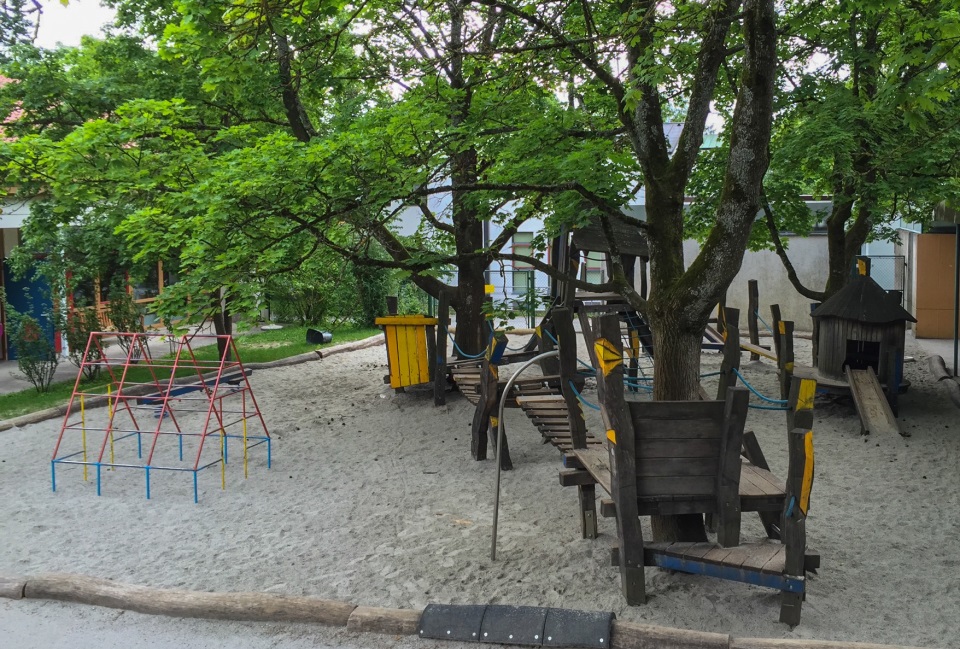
683, 235, 831, 332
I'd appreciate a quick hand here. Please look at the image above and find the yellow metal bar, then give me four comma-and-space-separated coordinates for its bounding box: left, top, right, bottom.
220, 430, 226, 490
107, 384, 115, 468
81, 394, 88, 481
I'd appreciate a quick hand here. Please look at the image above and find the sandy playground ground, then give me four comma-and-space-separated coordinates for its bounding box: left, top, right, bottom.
0, 333, 958, 648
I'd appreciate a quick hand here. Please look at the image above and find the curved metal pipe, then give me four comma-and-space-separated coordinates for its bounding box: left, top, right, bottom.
490, 350, 560, 561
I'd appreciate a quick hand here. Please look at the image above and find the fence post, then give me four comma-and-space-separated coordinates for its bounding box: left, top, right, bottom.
526, 271, 535, 328
747, 280, 759, 361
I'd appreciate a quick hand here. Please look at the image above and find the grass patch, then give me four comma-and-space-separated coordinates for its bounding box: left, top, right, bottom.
0, 325, 380, 420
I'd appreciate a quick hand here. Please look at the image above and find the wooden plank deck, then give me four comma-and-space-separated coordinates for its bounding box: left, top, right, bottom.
846, 366, 902, 436
644, 541, 787, 576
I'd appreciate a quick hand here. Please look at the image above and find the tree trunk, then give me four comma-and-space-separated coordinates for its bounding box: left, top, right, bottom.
211, 292, 233, 362
453, 258, 488, 357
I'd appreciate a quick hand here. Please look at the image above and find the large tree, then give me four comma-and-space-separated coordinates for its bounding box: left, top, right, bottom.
760, 0, 960, 300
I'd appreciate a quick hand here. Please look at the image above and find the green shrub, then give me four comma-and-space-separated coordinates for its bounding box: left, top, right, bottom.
3, 297, 60, 393
107, 286, 145, 354
65, 305, 104, 380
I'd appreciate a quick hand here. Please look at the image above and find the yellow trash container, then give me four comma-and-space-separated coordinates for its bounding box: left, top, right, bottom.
375, 315, 438, 390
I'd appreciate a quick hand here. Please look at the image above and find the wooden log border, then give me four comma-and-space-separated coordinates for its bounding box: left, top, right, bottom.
0, 572, 928, 649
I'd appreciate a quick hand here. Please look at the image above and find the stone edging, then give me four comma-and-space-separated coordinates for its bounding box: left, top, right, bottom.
0, 572, 929, 649
0, 335, 385, 432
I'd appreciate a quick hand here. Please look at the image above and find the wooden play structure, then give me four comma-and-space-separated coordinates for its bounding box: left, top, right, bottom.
561, 315, 817, 624
760, 272, 915, 437
50, 332, 271, 502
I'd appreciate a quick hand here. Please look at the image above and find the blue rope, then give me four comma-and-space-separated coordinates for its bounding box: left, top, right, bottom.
623, 378, 654, 392
756, 310, 774, 335
542, 328, 597, 372
568, 380, 601, 410
748, 403, 789, 411
447, 330, 487, 359
731, 367, 788, 405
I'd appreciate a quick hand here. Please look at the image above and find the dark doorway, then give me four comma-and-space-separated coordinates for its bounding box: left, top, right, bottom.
844, 339, 880, 372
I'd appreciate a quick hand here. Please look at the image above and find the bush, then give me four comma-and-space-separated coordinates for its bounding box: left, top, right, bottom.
107, 286, 145, 354
65, 306, 104, 380
3, 298, 60, 393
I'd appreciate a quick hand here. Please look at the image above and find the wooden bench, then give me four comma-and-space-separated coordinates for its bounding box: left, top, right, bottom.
581, 314, 816, 626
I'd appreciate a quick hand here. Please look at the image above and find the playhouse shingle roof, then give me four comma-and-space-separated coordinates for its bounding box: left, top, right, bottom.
811, 274, 917, 323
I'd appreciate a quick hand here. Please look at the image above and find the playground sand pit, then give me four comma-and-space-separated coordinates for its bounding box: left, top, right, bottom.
1, 334, 958, 648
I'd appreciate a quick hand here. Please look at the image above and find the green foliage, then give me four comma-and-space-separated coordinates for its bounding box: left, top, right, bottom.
353, 264, 391, 327
106, 286, 145, 354
64, 307, 104, 381
1, 289, 59, 393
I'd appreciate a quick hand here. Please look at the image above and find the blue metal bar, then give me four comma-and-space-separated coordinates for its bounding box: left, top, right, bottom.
96, 464, 102, 496
146, 467, 151, 500
179, 434, 183, 461
51, 461, 56, 492
193, 471, 199, 504
267, 438, 272, 468
137, 432, 142, 459
649, 553, 805, 594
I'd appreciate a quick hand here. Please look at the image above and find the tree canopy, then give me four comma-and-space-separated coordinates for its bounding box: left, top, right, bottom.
2, 0, 957, 392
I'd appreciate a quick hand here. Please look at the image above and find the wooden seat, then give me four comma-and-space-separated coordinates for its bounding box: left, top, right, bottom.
588, 314, 815, 626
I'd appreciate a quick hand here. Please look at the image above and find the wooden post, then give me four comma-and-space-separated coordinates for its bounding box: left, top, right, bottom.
716, 292, 728, 336
716, 308, 741, 401
770, 304, 783, 360
747, 280, 760, 361
810, 304, 821, 367
555, 307, 595, 539
778, 320, 795, 400
594, 315, 645, 605
537, 320, 561, 377
716, 388, 749, 547
470, 333, 510, 468
433, 290, 450, 406
386, 296, 398, 316
780, 425, 814, 626
742, 431, 780, 539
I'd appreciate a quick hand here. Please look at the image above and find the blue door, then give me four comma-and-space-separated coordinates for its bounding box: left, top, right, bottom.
2, 261, 55, 360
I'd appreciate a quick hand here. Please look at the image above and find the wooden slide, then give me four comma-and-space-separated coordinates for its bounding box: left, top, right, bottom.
845, 366, 903, 437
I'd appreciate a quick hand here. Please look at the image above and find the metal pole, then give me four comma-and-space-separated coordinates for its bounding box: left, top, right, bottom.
954, 225, 959, 376
491, 350, 560, 561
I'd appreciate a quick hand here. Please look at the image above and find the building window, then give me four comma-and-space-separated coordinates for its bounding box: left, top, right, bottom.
583, 251, 606, 285
512, 232, 535, 294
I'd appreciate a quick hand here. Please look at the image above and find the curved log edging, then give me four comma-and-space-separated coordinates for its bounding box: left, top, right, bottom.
0, 572, 930, 649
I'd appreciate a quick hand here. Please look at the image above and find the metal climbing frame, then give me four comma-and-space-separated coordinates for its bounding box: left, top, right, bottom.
51, 332, 271, 502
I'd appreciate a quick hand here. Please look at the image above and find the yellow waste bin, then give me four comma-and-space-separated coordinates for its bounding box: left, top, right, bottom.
375, 315, 438, 389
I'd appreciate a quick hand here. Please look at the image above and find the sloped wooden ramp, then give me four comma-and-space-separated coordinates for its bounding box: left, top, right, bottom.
846, 366, 903, 436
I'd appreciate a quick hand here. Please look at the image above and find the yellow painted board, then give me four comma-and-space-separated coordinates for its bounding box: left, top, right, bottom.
404, 325, 419, 385
396, 326, 412, 387
386, 327, 401, 388
415, 325, 430, 384
375, 316, 438, 326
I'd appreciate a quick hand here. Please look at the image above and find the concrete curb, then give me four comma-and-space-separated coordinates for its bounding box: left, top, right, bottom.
0, 572, 930, 649
0, 335, 385, 432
